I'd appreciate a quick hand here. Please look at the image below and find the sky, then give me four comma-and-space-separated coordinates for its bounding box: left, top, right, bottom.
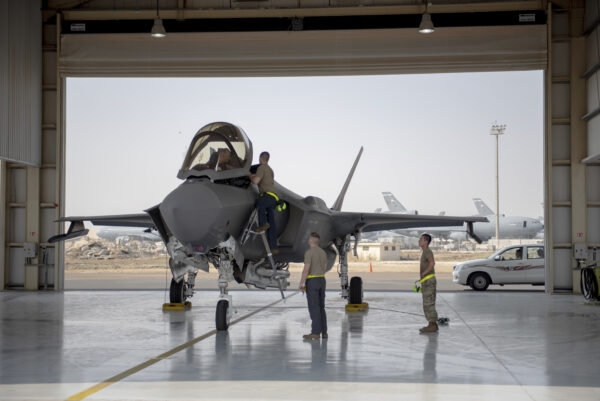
66, 71, 544, 219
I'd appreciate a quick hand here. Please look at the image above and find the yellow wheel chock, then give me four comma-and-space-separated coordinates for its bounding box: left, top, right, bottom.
345, 302, 369, 312
162, 301, 192, 311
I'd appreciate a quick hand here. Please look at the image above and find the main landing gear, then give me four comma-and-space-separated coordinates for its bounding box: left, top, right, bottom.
337, 235, 366, 310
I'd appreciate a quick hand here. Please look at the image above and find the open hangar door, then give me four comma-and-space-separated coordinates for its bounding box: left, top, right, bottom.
2, 0, 597, 294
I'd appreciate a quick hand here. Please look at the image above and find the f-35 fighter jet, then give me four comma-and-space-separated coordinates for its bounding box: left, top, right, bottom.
51, 122, 487, 330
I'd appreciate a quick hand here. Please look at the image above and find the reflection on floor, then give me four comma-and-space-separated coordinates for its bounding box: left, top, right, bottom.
1, 290, 599, 400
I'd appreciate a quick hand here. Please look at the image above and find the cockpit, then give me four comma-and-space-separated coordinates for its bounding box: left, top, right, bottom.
178, 122, 253, 181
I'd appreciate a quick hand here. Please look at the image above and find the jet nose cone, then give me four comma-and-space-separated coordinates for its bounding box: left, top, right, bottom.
160, 181, 226, 251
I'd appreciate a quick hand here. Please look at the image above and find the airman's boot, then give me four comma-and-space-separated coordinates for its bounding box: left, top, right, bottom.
303, 333, 320, 340
255, 223, 270, 233
322, 333, 328, 339
419, 322, 438, 333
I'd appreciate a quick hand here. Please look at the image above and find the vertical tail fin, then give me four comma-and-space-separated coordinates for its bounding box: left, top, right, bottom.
331, 147, 363, 212
473, 198, 494, 216
382, 192, 407, 212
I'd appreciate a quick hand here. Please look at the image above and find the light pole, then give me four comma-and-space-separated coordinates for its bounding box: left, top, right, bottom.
490, 123, 506, 249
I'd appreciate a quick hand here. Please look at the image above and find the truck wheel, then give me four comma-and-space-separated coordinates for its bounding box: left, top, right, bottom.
469, 273, 490, 291
216, 300, 229, 331
170, 278, 185, 303
349, 276, 363, 304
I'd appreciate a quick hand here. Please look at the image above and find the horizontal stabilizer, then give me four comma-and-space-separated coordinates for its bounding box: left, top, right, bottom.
48, 221, 89, 243
50, 213, 155, 243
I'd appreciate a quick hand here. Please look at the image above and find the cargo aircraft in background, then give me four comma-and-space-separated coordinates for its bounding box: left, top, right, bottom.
51, 122, 487, 331
377, 193, 543, 242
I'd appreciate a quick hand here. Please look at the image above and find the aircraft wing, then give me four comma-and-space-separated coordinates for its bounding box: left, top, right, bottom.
332, 212, 488, 243
49, 213, 155, 243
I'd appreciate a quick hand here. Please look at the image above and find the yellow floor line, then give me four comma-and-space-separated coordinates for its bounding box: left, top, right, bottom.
66, 291, 299, 401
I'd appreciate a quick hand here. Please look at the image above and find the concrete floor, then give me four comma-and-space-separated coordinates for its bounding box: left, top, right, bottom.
1, 289, 599, 401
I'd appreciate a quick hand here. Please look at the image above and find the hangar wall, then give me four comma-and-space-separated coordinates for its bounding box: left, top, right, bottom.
584, 0, 600, 276
1, 0, 63, 290
0, 0, 41, 166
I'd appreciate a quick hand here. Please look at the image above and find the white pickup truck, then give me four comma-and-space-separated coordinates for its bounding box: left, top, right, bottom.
452, 244, 545, 291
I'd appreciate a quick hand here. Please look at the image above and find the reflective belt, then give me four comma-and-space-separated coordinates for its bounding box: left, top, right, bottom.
307, 274, 325, 279
260, 192, 287, 212
265, 192, 279, 201
419, 274, 435, 284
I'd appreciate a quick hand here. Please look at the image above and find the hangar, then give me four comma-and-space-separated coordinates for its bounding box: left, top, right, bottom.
1, 0, 599, 400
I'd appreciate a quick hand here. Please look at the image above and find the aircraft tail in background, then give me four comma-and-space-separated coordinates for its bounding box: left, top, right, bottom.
473, 198, 494, 216
382, 192, 407, 212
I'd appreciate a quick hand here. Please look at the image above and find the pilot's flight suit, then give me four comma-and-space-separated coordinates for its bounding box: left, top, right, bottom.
304, 246, 328, 336
255, 164, 278, 250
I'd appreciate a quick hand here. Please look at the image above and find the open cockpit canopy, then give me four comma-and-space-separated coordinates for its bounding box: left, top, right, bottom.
178, 122, 253, 180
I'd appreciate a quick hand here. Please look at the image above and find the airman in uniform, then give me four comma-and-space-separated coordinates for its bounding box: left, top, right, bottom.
299, 232, 328, 340
248, 151, 278, 253
419, 233, 438, 333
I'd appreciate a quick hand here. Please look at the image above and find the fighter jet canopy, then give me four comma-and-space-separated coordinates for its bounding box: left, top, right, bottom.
178, 122, 253, 180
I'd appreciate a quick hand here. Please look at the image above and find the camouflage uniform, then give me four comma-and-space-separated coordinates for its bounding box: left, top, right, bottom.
421, 277, 438, 323
420, 247, 438, 323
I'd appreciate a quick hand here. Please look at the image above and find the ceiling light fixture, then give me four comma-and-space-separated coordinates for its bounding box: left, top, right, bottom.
151, 0, 166, 38
419, 2, 435, 34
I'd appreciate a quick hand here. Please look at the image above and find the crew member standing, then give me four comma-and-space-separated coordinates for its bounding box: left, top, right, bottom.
248, 151, 278, 254
419, 233, 438, 333
299, 232, 328, 340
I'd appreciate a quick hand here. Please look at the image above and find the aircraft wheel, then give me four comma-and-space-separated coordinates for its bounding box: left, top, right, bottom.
349, 276, 363, 304
170, 278, 185, 303
216, 300, 230, 331
469, 273, 490, 291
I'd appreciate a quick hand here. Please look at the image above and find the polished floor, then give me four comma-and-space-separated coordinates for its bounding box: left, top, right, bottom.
1, 289, 599, 400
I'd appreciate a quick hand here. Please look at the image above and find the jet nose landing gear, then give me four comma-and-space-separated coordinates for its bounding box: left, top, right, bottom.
216, 260, 234, 331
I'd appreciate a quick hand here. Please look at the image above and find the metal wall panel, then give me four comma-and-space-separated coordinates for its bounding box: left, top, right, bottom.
552, 125, 571, 160
42, 52, 57, 87
551, 166, 571, 202
586, 27, 599, 71
589, 208, 600, 244
38, 245, 54, 287
40, 208, 56, 243
553, 248, 572, 290
8, 247, 24, 287
551, 83, 570, 118
0, 0, 42, 166
586, 71, 599, 113
8, 208, 25, 243
552, 9, 569, 36
589, 112, 600, 155
552, 207, 572, 244
586, 0, 599, 31
552, 42, 571, 76
42, 130, 57, 165
40, 169, 55, 204
0, 1, 7, 162
8, 168, 26, 203
42, 90, 57, 127
588, 165, 600, 201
